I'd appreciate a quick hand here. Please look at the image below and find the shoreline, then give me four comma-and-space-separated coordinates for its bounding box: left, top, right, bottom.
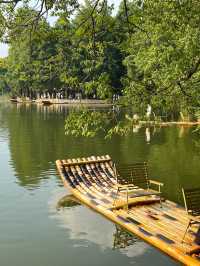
8, 97, 200, 126
10, 97, 113, 107
139, 120, 200, 126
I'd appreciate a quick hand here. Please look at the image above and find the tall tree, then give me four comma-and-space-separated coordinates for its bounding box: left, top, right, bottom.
0, 57, 8, 94
121, 0, 200, 110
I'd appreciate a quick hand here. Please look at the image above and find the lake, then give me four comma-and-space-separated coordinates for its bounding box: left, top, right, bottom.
1, 102, 200, 266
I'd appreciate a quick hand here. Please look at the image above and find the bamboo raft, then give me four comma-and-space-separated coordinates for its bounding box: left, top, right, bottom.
56, 155, 200, 265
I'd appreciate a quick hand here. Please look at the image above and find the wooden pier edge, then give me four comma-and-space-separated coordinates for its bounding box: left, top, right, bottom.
56, 159, 200, 266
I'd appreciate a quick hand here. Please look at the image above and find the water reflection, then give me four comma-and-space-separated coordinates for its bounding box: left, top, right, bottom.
113, 225, 141, 250
55, 195, 142, 251
1, 103, 193, 265
47, 191, 177, 265
50, 191, 149, 257
56, 194, 81, 209
1, 103, 200, 202
49, 190, 115, 250
132, 123, 141, 133
145, 127, 151, 143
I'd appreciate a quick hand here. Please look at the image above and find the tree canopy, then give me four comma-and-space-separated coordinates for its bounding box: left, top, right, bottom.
1, 0, 200, 114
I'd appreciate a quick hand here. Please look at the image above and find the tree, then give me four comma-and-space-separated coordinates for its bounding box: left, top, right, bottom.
62, 0, 125, 99
0, 57, 8, 94
6, 7, 64, 97
2, 0, 200, 113
121, 0, 200, 111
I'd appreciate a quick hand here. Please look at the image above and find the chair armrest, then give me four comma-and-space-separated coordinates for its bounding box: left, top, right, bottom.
116, 184, 138, 188
149, 180, 164, 192
149, 180, 164, 186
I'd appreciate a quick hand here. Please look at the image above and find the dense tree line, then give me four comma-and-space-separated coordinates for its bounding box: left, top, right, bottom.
1, 1, 126, 100
1, 0, 200, 112
0, 57, 9, 94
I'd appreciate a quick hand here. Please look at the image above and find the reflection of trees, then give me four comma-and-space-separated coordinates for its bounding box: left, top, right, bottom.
113, 127, 166, 165
193, 132, 200, 154
4, 104, 127, 189
3, 104, 163, 189
0, 102, 9, 131
3, 103, 200, 200
6, 104, 71, 188
149, 127, 200, 203
113, 225, 140, 250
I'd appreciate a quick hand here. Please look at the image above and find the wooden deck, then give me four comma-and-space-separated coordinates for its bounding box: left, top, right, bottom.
56, 155, 200, 265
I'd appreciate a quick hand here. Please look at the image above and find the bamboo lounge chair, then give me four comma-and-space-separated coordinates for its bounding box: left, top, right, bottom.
182, 187, 200, 245
113, 162, 163, 209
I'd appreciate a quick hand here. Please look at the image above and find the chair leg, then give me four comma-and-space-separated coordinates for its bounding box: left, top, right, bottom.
113, 187, 119, 207
159, 195, 162, 208
182, 220, 191, 243
126, 187, 129, 212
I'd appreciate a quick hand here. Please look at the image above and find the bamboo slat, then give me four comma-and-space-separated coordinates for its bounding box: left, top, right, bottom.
63, 156, 111, 166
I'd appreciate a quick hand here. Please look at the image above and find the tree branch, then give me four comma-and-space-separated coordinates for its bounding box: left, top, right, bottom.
123, 0, 131, 34
184, 57, 200, 80
75, 0, 100, 32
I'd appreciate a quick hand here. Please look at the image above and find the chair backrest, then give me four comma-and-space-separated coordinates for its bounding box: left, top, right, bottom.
116, 162, 149, 189
182, 187, 200, 216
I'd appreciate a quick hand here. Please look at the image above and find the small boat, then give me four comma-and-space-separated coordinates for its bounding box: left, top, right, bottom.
42, 100, 53, 105
10, 98, 18, 103
56, 155, 200, 265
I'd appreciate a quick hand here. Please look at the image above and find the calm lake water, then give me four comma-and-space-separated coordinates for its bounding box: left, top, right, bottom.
1, 102, 200, 266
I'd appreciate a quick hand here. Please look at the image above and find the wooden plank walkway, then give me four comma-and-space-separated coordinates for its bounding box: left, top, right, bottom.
56, 155, 200, 265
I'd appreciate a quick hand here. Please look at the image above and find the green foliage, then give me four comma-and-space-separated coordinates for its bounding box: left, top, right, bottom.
65, 109, 108, 137
2, 0, 200, 139
65, 108, 139, 138
4, 2, 125, 99
122, 0, 200, 110
6, 7, 62, 96
0, 57, 8, 93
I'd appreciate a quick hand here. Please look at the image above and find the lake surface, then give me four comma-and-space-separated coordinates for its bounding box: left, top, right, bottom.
1, 102, 200, 266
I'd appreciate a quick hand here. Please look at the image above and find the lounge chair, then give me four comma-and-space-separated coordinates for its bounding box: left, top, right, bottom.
113, 162, 164, 209
182, 187, 200, 244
